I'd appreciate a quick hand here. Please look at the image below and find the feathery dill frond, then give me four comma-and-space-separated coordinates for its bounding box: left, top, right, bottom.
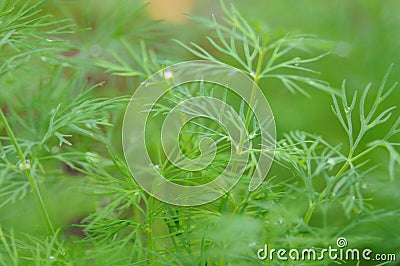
175, 0, 334, 96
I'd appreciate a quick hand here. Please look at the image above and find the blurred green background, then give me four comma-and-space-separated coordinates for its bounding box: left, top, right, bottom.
0, 0, 399, 265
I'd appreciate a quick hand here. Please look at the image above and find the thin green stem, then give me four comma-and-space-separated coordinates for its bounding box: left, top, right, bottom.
231, 49, 265, 214
304, 142, 380, 225
216, 46, 266, 266
0, 226, 18, 266
220, 49, 265, 217
132, 199, 143, 258
351, 145, 378, 162
147, 196, 154, 264
303, 201, 316, 225
335, 154, 352, 178
219, 254, 225, 266
0, 108, 55, 235
304, 150, 352, 225
238, 49, 264, 153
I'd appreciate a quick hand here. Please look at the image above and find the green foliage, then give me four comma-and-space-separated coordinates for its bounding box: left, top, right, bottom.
175, 1, 332, 96
0, 0, 76, 76
0, 0, 399, 265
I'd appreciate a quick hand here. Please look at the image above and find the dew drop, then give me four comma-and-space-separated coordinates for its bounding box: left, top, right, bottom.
89, 44, 102, 57
249, 131, 257, 139
51, 146, 60, 153
85, 152, 100, 163
18, 159, 31, 171
164, 71, 173, 79
327, 158, 335, 166
335, 42, 352, 57
249, 242, 257, 248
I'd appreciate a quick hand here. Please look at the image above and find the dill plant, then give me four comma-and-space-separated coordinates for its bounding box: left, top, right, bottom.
0, 0, 399, 265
